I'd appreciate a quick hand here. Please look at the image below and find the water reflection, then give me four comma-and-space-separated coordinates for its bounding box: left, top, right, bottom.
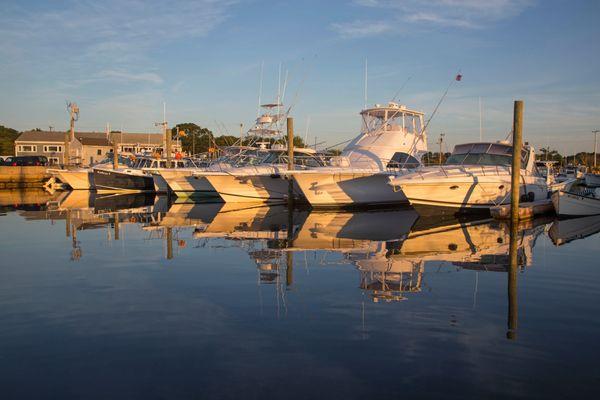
2, 190, 600, 397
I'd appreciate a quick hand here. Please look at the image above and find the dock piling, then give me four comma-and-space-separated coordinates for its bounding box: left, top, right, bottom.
510, 101, 524, 222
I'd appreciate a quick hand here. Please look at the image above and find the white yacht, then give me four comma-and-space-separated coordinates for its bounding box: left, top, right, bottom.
198, 146, 326, 202
388, 141, 548, 209
286, 102, 427, 207
158, 146, 263, 196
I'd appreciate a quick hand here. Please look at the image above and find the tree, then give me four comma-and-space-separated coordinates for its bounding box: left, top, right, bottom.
172, 123, 213, 155
0, 125, 19, 155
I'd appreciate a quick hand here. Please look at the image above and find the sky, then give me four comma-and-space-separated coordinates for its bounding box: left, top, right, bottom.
0, 0, 599, 154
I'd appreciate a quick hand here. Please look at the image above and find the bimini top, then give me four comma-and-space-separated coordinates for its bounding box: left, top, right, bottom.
360, 102, 424, 118
445, 141, 530, 167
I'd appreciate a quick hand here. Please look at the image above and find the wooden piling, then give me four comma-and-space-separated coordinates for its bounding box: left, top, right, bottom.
507, 219, 518, 340
114, 216, 120, 240
165, 125, 172, 168
510, 101, 524, 222
166, 227, 173, 260
112, 134, 119, 170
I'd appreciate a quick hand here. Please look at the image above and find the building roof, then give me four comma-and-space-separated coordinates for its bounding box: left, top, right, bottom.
16, 131, 66, 143
16, 130, 166, 146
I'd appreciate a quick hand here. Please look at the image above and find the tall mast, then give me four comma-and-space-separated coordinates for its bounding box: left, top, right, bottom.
479, 97, 483, 142
364, 57, 368, 109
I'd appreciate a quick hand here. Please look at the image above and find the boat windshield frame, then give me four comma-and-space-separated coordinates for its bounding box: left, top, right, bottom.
445, 143, 529, 167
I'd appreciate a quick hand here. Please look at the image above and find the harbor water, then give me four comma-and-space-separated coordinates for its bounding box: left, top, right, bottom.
1, 190, 599, 399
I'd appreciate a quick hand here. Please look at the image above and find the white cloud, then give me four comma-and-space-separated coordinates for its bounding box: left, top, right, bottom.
331, 20, 394, 38
97, 70, 164, 84
332, 0, 535, 38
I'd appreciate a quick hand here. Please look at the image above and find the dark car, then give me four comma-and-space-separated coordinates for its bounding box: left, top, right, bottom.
7, 156, 49, 166
0, 157, 16, 166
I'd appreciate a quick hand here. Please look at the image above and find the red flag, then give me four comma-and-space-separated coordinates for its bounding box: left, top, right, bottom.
455, 74, 462, 81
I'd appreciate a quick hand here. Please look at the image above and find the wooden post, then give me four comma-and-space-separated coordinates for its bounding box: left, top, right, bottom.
510, 101, 524, 222
165, 125, 172, 168
114, 216, 120, 240
166, 227, 173, 260
112, 133, 119, 170
66, 209, 71, 238
507, 220, 519, 340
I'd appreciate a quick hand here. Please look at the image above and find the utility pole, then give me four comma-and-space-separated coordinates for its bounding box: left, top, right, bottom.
593, 130, 599, 169
65, 102, 79, 166
437, 133, 445, 165
240, 123, 244, 145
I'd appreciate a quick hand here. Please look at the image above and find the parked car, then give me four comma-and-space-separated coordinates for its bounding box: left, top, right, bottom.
1, 156, 48, 166
0, 157, 16, 166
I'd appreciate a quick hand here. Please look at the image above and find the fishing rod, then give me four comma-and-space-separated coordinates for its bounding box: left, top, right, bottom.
400, 71, 462, 168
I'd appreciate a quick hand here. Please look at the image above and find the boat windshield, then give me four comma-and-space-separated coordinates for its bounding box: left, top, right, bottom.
260, 150, 324, 167
445, 143, 528, 167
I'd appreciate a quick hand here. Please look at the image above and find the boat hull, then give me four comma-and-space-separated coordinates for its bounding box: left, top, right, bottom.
393, 177, 547, 209
158, 169, 217, 197
584, 173, 600, 187
292, 171, 407, 208
204, 173, 298, 203
50, 169, 93, 190
552, 190, 600, 216
93, 168, 155, 193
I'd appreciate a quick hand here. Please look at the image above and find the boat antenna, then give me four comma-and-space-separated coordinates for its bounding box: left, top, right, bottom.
257, 61, 264, 117
399, 71, 462, 169
479, 96, 483, 142
422, 70, 462, 134
391, 76, 412, 102
304, 116, 310, 146
364, 57, 368, 109
281, 68, 289, 104
285, 56, 314, 115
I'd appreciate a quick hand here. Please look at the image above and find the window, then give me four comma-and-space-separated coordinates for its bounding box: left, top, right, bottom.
97, 149, 102, 156
18, 145, 37, 152
43, 145, 63, 153
48, 157, 60, 165
387, 152, 421, 169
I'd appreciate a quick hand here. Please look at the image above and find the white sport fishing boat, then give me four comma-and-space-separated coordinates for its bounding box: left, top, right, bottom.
286, 102, 427, 208
552, 181, 600, 216
388, 141, 548, 209
158, 146, 262, 196
199, 146, 326, 202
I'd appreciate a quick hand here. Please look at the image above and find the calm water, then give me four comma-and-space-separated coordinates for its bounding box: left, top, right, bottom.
1, 190, 599, 399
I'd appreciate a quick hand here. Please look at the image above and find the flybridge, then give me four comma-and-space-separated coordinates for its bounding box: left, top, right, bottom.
360, 102, 425, 136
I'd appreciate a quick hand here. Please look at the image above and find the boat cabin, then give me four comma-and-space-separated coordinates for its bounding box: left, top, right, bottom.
259, 148, 325, 168
360, 102, 425, 135
133, 157, 196, 169
445, 141, 536, 171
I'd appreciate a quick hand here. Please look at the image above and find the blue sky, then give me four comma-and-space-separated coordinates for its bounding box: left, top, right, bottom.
1, 0, 599, 153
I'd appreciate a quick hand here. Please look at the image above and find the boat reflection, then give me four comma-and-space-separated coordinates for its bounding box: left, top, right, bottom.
548, 215, 600, 246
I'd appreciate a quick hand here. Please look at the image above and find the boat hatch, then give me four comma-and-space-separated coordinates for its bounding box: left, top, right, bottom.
445, 142, 529, 167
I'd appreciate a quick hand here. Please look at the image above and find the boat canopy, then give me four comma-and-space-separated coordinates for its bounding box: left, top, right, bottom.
445, 142, 529, 167
360, 102, 424, 135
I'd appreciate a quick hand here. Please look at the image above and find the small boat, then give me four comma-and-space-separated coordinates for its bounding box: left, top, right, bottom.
555, 165, 587, 183
93, 156, 168, 193
584, 173, 600, 187
552, 181, 600, 216
47, 155, 132, 190
388, 141, 548, 210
